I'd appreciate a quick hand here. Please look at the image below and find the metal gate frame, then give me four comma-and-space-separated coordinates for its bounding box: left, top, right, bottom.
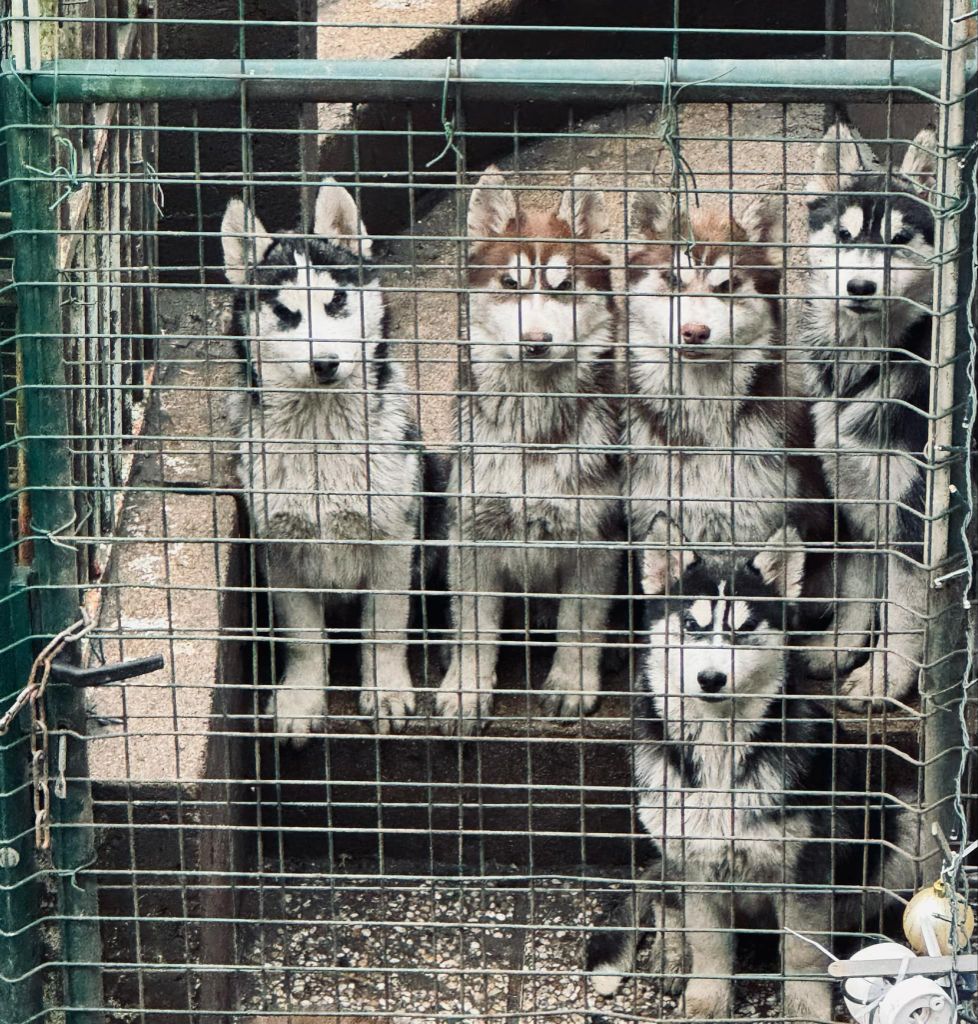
1, 9, 975, 1023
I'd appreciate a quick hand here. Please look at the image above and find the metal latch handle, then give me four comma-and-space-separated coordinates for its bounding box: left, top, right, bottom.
49, 654, 165, 687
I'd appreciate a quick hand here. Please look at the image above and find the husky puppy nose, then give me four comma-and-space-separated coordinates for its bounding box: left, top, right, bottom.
312, 357, 340, 384
680, 322, 711, 345
846, 277, 877, 297
521, 331, 553, 358
697, 670, 727, 694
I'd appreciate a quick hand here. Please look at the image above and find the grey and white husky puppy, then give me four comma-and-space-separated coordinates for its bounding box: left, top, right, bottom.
801, 123, 938, 702
222, 180, 435, 741
587, 532, 917, 1019
434, 169, 622, 732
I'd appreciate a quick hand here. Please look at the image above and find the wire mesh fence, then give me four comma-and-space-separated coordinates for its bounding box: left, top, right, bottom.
0, 3, 976, 1023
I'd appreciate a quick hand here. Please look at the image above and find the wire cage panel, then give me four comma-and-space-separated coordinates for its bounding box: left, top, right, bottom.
0, 4, 975, 1024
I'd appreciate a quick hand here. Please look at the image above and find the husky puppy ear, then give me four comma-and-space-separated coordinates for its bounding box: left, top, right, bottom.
899, 126, 938, 195
467, 165, 518, 238
738, 192, 783, 245
807, 122, 879, 194
221, 198, 273, 284
629, 185, 678, 239
752, 526, 805, 601
314, 177, 373, 257
641, 516, 695, 595
558, 170, 610, 240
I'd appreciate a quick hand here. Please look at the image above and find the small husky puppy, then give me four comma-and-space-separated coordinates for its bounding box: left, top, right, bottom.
802, 123, 937, 702
434, 168, 621, 732
587, 531, 916, 1019
222, 179, 431, 741
624, 190, 828, 559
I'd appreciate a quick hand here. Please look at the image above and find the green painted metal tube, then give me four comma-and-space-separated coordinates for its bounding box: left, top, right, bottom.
0, 74, 46, 1024
23, 57, 972, 105
2, 76, 105, 1024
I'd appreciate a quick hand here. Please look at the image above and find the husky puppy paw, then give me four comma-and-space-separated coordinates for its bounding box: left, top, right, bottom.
840, 655, 918, 710
359, 667, 415, 734
541, 663, 601, 718
434, 660, 493, 733
266, 678, 326, 745
784, 981, 834, 1023
682, 978, 732, 1019
649, 929, 690, 998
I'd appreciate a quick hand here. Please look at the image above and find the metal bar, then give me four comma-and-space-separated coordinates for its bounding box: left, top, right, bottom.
921, 0, 975, 849
0, 205, 42, 1024
22, 57, 976, 105
2, 74, 105, 1024
829, 954, 978, 978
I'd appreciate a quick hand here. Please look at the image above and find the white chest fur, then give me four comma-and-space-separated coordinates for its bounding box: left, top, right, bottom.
234, 376, 420, 545
634, 720, 810, 882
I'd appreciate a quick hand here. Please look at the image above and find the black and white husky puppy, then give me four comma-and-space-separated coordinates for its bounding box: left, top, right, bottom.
222, 180, 433, 741
434, 169, 622, 732
624, 191, 830, 560
587, 532, 916, 1019
802, 123, 937, 702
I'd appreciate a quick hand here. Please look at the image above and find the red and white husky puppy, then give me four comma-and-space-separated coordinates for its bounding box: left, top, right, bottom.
435, 168, 622, 732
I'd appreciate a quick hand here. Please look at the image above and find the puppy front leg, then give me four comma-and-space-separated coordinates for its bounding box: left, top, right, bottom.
681, 882, 734, 1019
361, 540, 416, 733
435, 536, 502, 733
544, 547, 617, 717
841, 552, 923, 706
782, 894, 834, 1023
265, 561, 327, 745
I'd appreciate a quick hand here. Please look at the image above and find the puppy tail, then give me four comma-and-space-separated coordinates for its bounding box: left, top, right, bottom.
586, 864, 660, 997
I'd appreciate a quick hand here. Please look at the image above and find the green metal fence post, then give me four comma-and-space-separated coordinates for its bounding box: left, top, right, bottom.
0, 414, 43, 1024
2, 68, 105, 1024
0, 434, 40, 1023
0, 65, 45, 1024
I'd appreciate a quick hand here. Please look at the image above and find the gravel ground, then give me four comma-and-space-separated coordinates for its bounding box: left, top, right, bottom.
234, 862, 804, 1023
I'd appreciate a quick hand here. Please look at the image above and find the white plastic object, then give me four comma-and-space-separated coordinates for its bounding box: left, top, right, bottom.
903, 881, 976, 957
877, 976, 956, 1024
842, 943, 916, 1024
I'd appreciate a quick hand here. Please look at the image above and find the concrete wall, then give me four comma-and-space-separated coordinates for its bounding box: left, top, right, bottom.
845, 0, 943, 149
155, 1, 317, 271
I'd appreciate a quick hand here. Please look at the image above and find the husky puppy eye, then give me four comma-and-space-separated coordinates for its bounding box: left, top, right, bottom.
682, 611, 705, 633
661, 270, 681, 290
500, 274, 519, 290
272, 302, 301, 328
891, 229, 913, 246
836, 227, 852, 243
733, 618, 760, 641
325, 289, 348, 316
554, 278, 572, 292
711, 273, 742, 296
